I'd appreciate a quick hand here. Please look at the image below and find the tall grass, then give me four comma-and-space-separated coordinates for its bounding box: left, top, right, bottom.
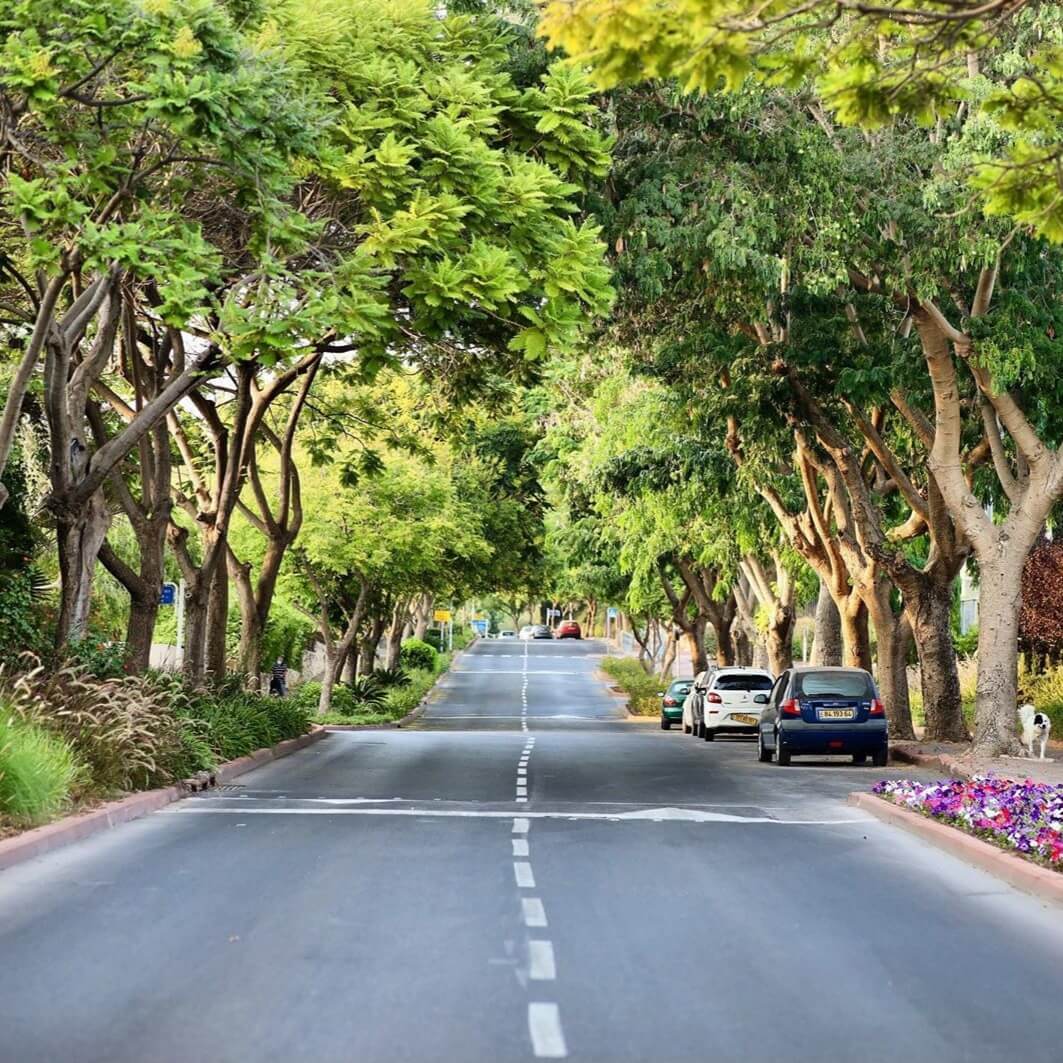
0, 711, 83, 826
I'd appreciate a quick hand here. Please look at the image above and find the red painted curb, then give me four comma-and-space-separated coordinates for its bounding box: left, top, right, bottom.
0, 727, 328, 873
889, 746, 973, 778
849, 791, 1063, 907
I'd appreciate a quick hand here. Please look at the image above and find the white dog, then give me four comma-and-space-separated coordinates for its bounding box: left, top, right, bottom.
1019, 703, 1052, 759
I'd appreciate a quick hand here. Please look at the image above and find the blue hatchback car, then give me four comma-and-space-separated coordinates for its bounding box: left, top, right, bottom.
755, 666, 888, 766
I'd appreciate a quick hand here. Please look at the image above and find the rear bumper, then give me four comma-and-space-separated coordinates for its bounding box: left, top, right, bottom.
705, 723, 757, 735
661, 707, 683, 720
778, 720, 887, 753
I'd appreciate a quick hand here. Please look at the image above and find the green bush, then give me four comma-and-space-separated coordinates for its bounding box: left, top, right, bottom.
952, 626, 979, 659
600, 656, 665, 716
372, 667, 410, 688
0, 711, 83, 825
183, 689, 312, 763
400, 638, 438, 672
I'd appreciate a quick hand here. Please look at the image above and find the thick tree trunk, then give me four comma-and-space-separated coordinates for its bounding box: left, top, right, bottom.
318, 649, 338, 714
53, 492, 110, 648
384, 611, 406, 669
734, 625, 752, 667
205, 561, 229, 681
839, 598, 872, 672
684, 615, 708, 675
766, 607, 795, 675
866, 586, 915, 740
811, 581, 843, 666
972, 554, 1026, 754
659, 627, 678, 678
905, 577, 968, 741
712, 611, 735, 666
183, 579, 210, 682
413, 594, 433, 640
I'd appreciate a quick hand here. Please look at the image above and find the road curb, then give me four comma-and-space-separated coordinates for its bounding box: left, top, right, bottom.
889, 745, 973, 778
0, 727, 328, 873
848, 791, 1063, 907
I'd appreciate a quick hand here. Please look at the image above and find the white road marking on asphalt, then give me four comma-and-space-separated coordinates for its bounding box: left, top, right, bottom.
516, 787, 528, 797
512, 838, 529, 856
515, 797, 528, 803
514, 862, 536, 888
528, 940, 556, 980
167, 806, 873, 825
513, 818, 530, 833
518, 767, 527, 776
522, 898, 547, 927
528, 1003, 567, 1058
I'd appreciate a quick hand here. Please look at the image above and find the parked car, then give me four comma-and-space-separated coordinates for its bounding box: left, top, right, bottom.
518, 625, 535, 640
658, 678, 694, 730
498, 630, 517, 640
701, 668, 774, 741
556, 620, 582, 639
681, 668, 716, 736
531, 624, 553, 639
756, 666, 887, 766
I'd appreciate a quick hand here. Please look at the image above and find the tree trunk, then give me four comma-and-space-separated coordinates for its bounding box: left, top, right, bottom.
972, 554, 1026, 754
839, 597, 872, 672
734, 625, 752, 667
811, 581, 843, 666
684, 616, 708, 675
53, 491, 110, 648
659, 627, 678, 678
318, 648, 338, 714
766, 606, 795, 675
712, 610, 735, 666
905, 577, 968, 741
384, 609, 406, 669
866, 585, 915, 740
205, 560, 229, 681
413, 594, 433, 639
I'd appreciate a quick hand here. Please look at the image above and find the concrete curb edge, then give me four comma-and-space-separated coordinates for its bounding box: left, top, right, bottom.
848, 790, 1063, 907
889, 744, 974, 779
0, 727, 328, 873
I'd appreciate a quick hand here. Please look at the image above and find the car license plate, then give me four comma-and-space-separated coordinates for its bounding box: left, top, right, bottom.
819, 709, 855, 720
732, 713, 758, 726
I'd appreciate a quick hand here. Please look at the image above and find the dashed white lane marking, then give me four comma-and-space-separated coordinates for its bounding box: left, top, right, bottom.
514, 862, 536, 888
522, 897, 548, 927
513, 818, 530, 833
528, 1003, 567, 1058
513, 838, 530, 857
528, 940, 556, 981
516, 797, 528, 803
518, 768, 528, 776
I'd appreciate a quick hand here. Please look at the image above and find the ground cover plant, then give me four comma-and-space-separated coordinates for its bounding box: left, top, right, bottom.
874, 776, 1063, 870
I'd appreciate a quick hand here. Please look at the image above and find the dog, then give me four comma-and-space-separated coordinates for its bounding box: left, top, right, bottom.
1019, 703, 1052, 759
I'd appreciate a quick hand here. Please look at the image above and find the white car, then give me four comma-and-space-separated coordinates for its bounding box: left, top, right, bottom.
518, 625, 535, 640
682, 668, 716, 735
701, 667, 774, 741
498, 630, 517, 640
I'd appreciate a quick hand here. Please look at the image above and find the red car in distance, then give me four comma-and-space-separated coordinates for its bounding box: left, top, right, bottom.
556, 620, 582, 639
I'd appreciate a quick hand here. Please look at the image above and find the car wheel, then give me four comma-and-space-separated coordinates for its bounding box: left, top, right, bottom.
682, 723, 691, 734
703, 727, 715, 741
695, 721, 705, 739
661, 716, 671, 731
757, 731, 772, 763
775, 732, 791, 766
852, 754, 867, 765
872, 747, 888, 768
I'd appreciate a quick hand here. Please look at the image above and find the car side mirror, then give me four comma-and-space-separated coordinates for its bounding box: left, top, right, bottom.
695, 686, 706, 694
656, 691, 665, 697
753, 693, 769, 704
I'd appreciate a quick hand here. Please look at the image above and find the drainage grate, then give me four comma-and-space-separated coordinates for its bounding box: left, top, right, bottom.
215, 784, 246, 793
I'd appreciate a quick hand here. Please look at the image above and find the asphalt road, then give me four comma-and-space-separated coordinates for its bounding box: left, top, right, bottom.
2, 638, 1063, 1063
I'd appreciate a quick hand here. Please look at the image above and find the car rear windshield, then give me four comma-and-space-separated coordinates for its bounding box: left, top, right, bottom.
796, 671, 873, 698
713, 674, 773, 692
669, 682, 693, 695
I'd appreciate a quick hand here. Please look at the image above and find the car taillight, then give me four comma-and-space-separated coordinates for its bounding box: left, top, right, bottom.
706, 692, 722, 704
663, 697, 676, 706
869, 698, 885, 717
781, 698, 801, 717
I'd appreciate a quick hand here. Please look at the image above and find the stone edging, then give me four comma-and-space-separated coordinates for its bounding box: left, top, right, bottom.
849, 790, 1063, 907
0, 727, 328, 873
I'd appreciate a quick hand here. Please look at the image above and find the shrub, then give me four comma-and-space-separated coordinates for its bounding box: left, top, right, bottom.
400, 638, 438, 672
599, 656, 665, 716
3, 662, 194, 791
952, 626, 979, 659
372, 667, 411, 688
65, 636, 128, 679
383, 667, 436, 717
295, 680, 358, 716
347, 675, 387, 711
423, 629, 444, 652
184, 689, 312, 763
0, 711, 83, 825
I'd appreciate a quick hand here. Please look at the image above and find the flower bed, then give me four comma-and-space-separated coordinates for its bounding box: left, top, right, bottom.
874, 776, 1063, 869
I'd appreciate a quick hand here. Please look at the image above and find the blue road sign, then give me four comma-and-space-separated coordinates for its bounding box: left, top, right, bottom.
606, 606, 619, 620
160, 582, 176, 606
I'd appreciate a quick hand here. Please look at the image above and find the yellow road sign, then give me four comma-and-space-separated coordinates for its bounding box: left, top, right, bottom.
433, 609, 452, 622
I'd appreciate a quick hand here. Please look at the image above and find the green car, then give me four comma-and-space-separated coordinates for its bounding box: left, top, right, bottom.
658, 678, 694, 730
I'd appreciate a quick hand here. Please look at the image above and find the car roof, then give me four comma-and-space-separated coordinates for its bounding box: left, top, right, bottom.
790, 665, 870, 673
713, 667, 772, 675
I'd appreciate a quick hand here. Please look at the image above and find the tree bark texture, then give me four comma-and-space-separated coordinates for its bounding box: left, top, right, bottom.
811, 580, 843, 666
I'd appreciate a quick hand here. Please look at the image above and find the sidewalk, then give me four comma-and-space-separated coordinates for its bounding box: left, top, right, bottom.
891, 738, 1063, 785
